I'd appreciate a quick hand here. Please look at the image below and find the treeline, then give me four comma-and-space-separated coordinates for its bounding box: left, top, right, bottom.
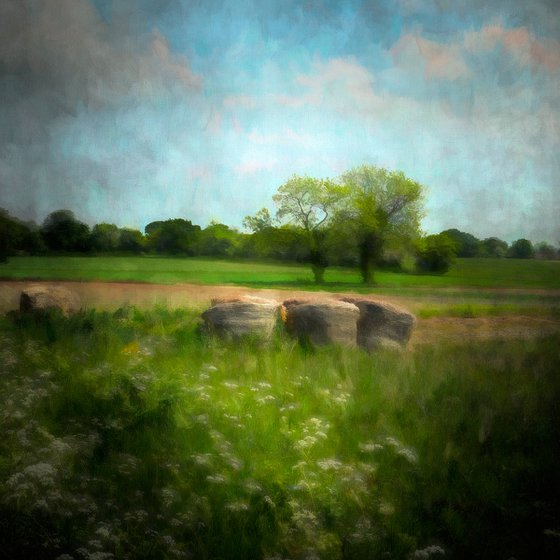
438, 228, 558, 260
0, 209, 247, 260
1, 206, 557, 265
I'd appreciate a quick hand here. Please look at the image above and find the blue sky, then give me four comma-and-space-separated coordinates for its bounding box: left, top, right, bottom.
0, 0, 559, 242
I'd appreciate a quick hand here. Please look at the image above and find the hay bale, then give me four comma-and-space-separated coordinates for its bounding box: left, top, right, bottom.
20, 285, 81, 316
342, 298, 416, 351
284, 300, 359, 347
202, 296, 279, 340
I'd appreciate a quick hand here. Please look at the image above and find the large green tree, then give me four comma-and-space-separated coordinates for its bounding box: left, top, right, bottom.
440, 228, 482, 257
273, 175, 344, 283
41, 210, 91, 252
338, 165, 424, 284
508, 238, 534, 259
145, 219, 201, 255
0, 208, 44, 260
90, 223, 121, 252
194, 221, 241, 257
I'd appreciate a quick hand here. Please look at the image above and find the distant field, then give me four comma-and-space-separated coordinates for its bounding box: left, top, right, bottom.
1, 255, 559, 291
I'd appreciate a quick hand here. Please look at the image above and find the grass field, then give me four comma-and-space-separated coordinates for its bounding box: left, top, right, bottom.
1, 307, 559, 559
2, 255, 560, 291
1, 256, 560, 558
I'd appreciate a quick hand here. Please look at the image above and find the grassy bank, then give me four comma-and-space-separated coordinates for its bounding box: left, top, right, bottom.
1, 307, 559, 559
1, 255, 560, 290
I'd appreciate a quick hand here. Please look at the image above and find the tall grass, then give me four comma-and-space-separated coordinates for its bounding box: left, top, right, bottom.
0, 308, 559, 559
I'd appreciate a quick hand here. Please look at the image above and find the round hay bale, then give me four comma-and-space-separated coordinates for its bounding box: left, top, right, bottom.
20, 285, 81, 316
341, 298, 416, 351
284, 300, 359, 347
201, 296, 280, 340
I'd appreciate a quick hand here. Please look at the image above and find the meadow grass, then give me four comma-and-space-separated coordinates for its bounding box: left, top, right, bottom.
2, 255, 560, 291
1, 307, 559, 559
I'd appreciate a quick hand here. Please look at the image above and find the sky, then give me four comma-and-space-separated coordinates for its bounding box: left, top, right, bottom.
0, 0, 559, 243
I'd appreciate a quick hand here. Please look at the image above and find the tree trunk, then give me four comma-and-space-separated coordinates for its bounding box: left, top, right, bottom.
310, 248, 328, 284
359, 231, 383, 284
311, 263, 326, 284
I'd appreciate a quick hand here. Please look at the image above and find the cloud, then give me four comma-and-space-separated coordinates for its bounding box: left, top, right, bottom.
0, 0, 200, 110
391, 33, 470, 80
0, 0, 203, 221
464, 24, 560, 72
234, 158, 278, 176
271, 57, 390, 119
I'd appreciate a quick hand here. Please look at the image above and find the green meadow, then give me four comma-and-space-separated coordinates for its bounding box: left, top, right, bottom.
1, 255, 560, 558
1, 307, 559, 560
2, 255, 560, 290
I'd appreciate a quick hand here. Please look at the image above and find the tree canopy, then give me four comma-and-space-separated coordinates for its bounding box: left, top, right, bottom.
41, 210, 91, 253
337, 165, 424, 283
272, 175, 345, 283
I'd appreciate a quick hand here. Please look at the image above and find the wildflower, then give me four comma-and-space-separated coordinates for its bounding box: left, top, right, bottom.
413, 545, 445, 558
225, 500, 249, 512
358, 441, 383, 453
397, 446, 419, 464
243, 479, 263, 494
191, 453, 213, 468
280, 403, 297, 412
206, 473, 228, 484
294, 435, 318, 451
263, 495, 276, 508
317, 458, 343, 471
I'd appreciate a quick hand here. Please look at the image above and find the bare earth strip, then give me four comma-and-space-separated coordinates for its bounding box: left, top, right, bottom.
1, 280, 559, 346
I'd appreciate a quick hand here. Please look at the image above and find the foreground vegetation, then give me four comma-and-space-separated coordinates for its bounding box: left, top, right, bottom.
1, 307, 559, 559
2, 256, 560, 291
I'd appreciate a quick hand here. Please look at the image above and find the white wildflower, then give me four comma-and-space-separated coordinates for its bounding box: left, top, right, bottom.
397, 446, 419, 464
191, 453, 213, 468
413, 544, 445, 558
317, 458, 343, 471
359, 441, 383, 453
294, 436, 318, 451
243, 479, 262, 494
206, 474, 228, 484
226, 501, 249, 512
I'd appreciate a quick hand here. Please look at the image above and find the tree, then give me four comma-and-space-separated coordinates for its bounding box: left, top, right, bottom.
145, 219, 201, 255
414, 233, 457, 274
194, 222, 241, 257
534, 241, 557, 260
508, 238, 534, 259
338, 166, 424, 284
0, 208, 44, 260
118, 228, 145, 254
90, 223, 120, 252
41, 210, 91, 252
440, 229, 482, 257
242, 208, 274, 233
273, 175, 344, 283
481, 237, 508, 258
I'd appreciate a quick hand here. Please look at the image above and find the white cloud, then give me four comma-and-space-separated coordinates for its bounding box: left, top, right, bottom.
391, 33, 470, 80
234, 158, 278, 176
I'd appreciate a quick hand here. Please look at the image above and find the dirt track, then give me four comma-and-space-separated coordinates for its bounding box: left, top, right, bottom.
2, 280, 559, 346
